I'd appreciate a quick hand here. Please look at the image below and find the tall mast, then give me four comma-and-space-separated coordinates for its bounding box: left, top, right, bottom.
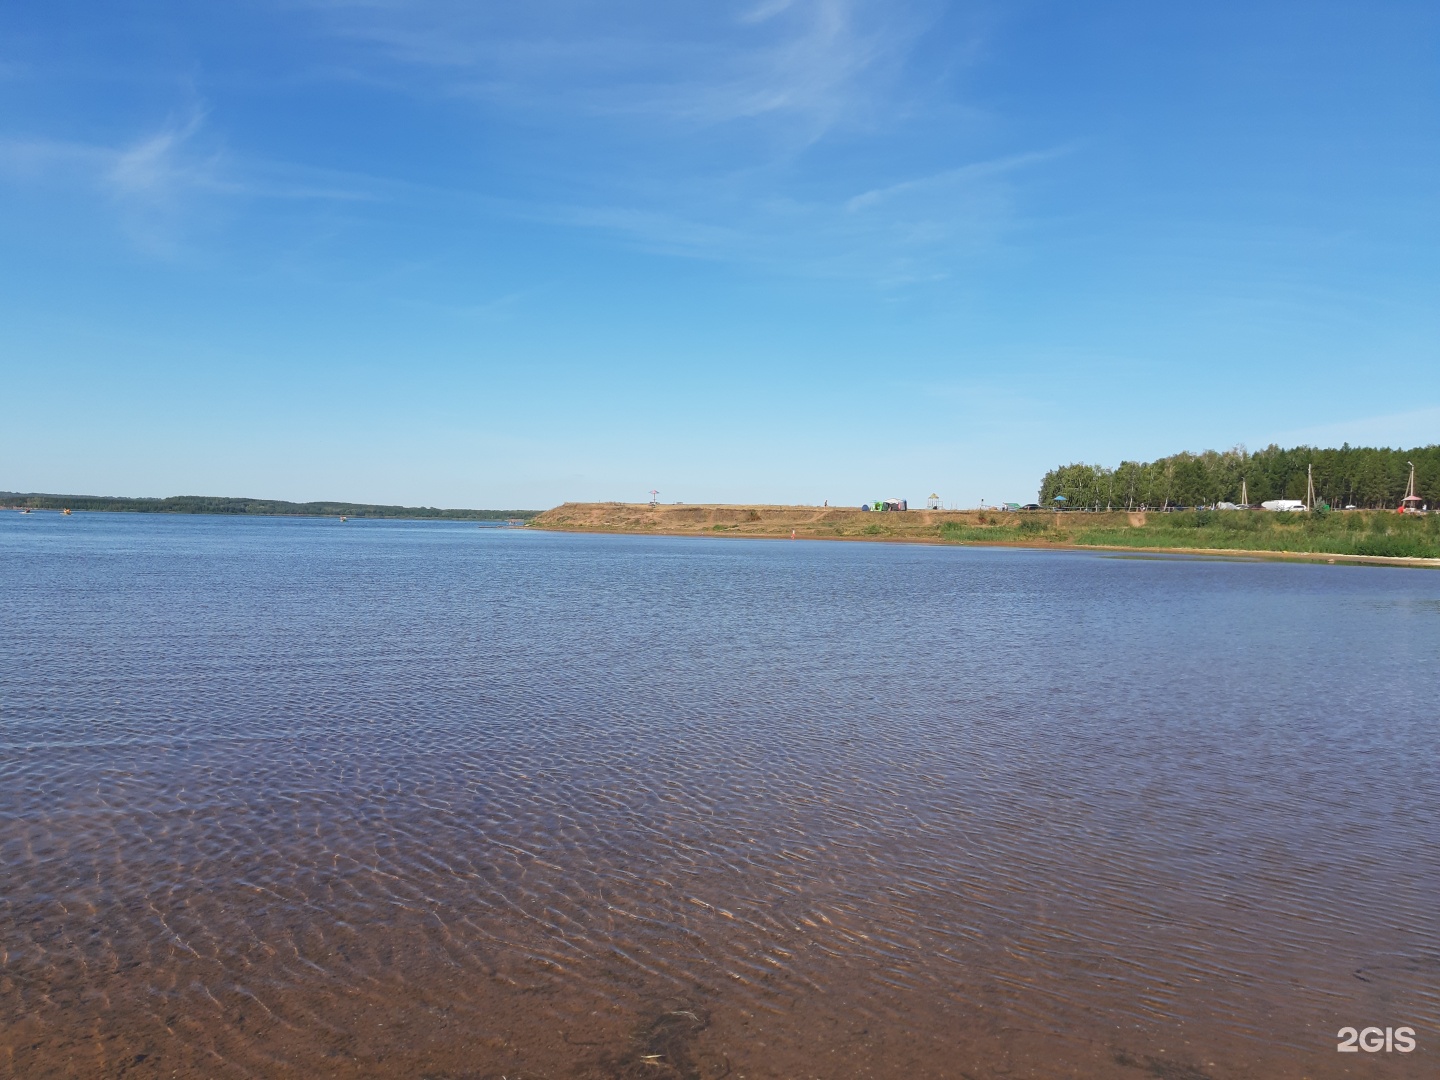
1401, 461, 1418, 512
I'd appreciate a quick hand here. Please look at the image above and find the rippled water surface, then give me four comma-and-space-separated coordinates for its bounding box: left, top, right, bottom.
2, 513, 1437, 1079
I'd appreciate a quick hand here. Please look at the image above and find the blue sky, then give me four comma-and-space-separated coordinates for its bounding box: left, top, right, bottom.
2, 1, 1436, 508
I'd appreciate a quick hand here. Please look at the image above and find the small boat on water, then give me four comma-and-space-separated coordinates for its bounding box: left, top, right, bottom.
62, 508, 71, 515
340, 516, 348, 522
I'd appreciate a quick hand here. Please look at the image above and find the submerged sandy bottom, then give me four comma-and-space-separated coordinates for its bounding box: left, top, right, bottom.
3, 516, 1437, 1078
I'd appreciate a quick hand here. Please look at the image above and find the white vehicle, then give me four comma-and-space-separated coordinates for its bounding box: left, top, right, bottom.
1261, 499, 1307, 512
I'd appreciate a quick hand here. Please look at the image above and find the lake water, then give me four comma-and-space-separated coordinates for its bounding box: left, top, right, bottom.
2, 513, 1436, 1079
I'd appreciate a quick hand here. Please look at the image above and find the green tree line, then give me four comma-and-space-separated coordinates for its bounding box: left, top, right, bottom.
0, 492, 539, 520
1039, 444, 1439, 510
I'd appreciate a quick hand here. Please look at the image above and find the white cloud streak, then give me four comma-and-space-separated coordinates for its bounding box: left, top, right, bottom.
291, 1, 1049, 280
845, 149, 1066, 213
107, 109, 213, 196
2, 96, 385, 203
311, 0, 939, 136
1, 106, 380, 254
4, 2, 1054, 281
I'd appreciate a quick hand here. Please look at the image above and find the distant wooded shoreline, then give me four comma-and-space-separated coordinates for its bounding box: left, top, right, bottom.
1, 492, 539, 521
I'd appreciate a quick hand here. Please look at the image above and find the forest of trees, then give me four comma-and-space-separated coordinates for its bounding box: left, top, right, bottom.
0, 493, 538, 520
1038, 444, 1439, 510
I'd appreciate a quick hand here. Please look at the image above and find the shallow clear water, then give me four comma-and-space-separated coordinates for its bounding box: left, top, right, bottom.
2, 513, 1436, 1078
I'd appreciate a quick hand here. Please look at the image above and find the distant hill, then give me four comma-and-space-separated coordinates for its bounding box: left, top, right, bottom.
0, 492, 538, 521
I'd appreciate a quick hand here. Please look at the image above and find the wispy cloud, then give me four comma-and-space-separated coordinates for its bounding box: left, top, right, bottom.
0, 137, 108, 178
1, 106, 379, 254
538, 203, 752, 259
740, 0, 799, 26
292, 1, 1039, 282
845, 149, 1066, 213
4, 2, 1047, 281
106, 108, 212, 196
484, 175, 1036, 283
312, 0, 940, 136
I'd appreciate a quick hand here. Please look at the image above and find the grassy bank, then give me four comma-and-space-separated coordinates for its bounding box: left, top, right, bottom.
1075, 509, 1438, 559
532, 503, 1440, 562
943, 509, 1440, 559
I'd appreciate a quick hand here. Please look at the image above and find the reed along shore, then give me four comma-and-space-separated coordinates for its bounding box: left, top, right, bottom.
531, 502, 1440, 565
